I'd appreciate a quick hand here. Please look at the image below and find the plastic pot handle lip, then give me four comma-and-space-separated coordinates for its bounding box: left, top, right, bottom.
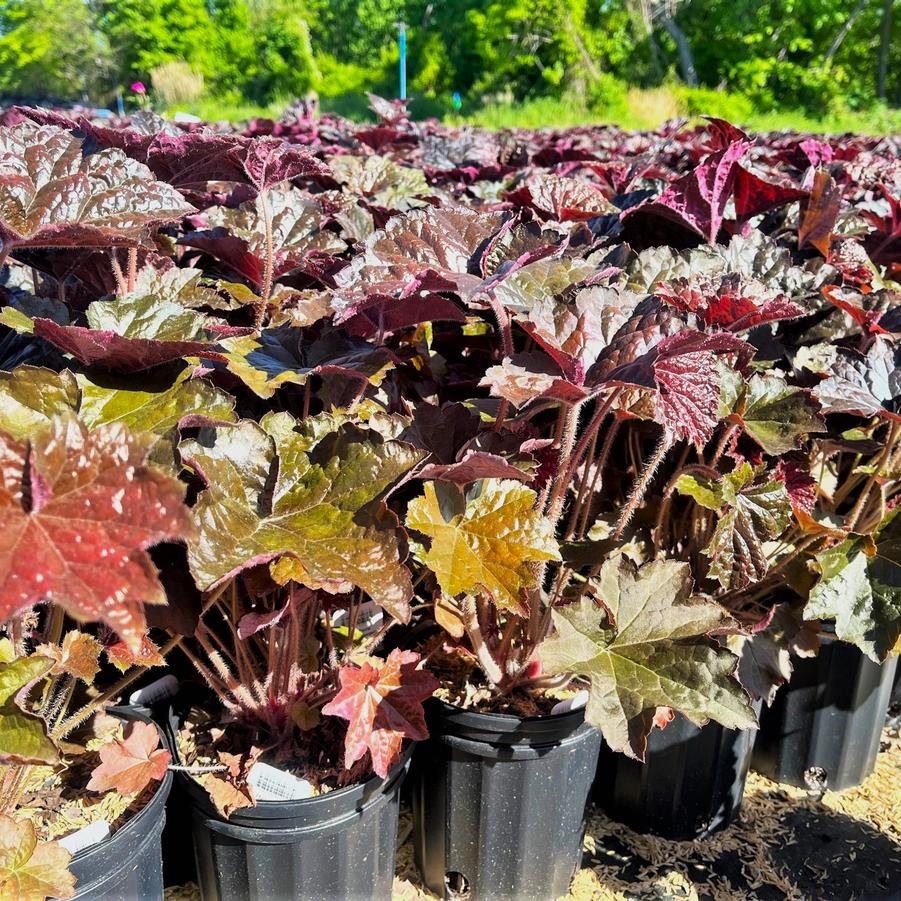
426, 697, 589, 745
441, 720, 600, 759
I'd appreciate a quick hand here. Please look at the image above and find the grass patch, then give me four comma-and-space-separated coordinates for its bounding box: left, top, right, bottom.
168, 86, 901, 136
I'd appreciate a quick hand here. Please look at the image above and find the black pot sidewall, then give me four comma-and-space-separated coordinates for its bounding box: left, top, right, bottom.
752, 638, 898, 791
411, 701, 601, 901
593, 712, 759, 840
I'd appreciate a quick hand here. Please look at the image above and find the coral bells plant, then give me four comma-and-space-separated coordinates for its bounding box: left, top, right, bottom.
0, 97, 897, 893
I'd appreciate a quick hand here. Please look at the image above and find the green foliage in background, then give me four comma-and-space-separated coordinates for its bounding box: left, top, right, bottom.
0, 0, 899, 128
0, 0, 110, 99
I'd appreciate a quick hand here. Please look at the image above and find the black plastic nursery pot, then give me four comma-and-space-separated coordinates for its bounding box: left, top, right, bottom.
120, 700, 197, 888
752, 638, 898, 792
67, 708, 173, 900
593, 712, 758, 840
175, 729, 412, 901
410, 700, 601, 901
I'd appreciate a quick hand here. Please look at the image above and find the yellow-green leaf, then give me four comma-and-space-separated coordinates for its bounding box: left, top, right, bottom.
406, 480, 560, 611
0, 815, 75, 901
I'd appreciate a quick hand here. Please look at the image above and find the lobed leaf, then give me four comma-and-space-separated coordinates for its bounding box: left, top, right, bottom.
0, 815, 74, 901
182, 415, 425, 621
406, 479, 560, 612
0, 122, 193, 250
321, 649, 438, 778
539, 557, 755, 759
87, 720, 170, 796
0, 415, 195, 651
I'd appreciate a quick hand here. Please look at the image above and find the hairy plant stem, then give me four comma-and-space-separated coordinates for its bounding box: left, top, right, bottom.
564, 427, 598, 539
257, 187, 275, 327
126, 247, 138, 294
494, 616, 520, 673
613, 432, 671, 539
545, 400, 585, 525
109, 250, 127, 296
0, 765, 30, 816
651, 444, 688, 557
577, 418, 621, 539
302, 379, 311, 419
461, 596, 504, 687
51, 583, 231, 741
845, 421, 900, 531
707, 422, 739, 467
52, 632, 184, 741
485, 290, 514, 431
45, 605, 64, 646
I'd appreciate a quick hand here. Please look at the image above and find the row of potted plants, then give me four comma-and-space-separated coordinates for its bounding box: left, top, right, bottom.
0, 99, 897, 899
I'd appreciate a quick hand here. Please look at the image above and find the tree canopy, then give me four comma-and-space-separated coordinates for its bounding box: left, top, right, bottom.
0, 0, 897, 114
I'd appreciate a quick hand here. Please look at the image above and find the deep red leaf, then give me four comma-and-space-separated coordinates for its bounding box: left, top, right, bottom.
622, 139, 751, 244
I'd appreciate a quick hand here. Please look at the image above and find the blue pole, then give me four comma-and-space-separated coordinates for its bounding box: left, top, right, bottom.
398, 24, 407, 100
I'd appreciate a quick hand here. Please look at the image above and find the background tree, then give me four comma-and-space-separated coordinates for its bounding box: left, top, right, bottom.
96, 0, 218, 87
0, 0, 897, 120
0, 0, 110, 100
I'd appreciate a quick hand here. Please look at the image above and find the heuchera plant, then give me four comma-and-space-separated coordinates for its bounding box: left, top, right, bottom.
0, 98, 898, 894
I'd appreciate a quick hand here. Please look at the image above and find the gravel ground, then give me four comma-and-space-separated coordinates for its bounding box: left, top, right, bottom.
166, 718, 901, 901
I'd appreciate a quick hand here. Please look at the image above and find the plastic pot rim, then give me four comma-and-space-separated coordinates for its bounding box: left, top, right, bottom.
426, 697, 589, 746
168, 705, 413, 828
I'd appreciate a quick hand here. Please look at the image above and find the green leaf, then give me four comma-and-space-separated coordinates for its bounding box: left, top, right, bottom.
329, 155, 430, 211
0, 367, 78, 439
181, 415, 425, 622
0, 814, 75, 901
115, 265, 227, 310
0, 656, 58, 765
678, 464, 791, 590
805, 513, 901, 661
84, 295, 222, 340
205, 186, 346, 260
740, 374, 824, 455
77, 367, 236, 435
539, 558, 755, 759
492, 257, 598, 316
405, 479, 560, 611
674, 474, 722, 510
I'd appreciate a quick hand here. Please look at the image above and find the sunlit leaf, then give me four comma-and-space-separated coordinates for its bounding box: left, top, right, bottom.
87, 720, 170, 795
181, 414, 425, 621
0, 655, 57, 765
0, 122, 193, 250
0, 814, 74, 901
539, 557, 755, 759
406, 480, 560, 611
0, 415, 194, 651
322, 649, 438, 778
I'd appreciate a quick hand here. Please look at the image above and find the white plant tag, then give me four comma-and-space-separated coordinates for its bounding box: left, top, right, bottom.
129, 675, 179, 707
58, 819, 111, 854
248, 762, 315, 802
550, 690, 589, 716
357, 601, 384, 637
330, 601, 384, 637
